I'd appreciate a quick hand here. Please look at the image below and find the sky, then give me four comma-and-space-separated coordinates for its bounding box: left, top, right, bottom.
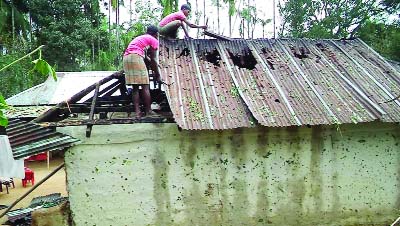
102, 0, 282, 39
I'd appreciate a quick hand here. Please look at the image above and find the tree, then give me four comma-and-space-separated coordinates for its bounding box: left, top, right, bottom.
0, 45, 56, 126
279, 0, 392, 39
222, 0, 236, 36
358, 20, 400, 61
158, 0, 178, 17
28, 0, 103, 71
0, 0, 30, 46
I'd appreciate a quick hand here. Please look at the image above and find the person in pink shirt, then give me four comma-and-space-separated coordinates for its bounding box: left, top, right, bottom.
123, 25, 161, 118
159, 4, 207, 39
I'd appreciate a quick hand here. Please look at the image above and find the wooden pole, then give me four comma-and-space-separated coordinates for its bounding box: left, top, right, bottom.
47, 151, 50, 169
0, 163, 65, 219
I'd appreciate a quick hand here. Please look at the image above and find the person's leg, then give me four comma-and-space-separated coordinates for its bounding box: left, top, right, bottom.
159, 20, 182, 39
140, 84, 151, 115
132, 85, 141, 118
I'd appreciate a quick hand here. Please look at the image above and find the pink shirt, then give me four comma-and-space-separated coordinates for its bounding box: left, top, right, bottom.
159, 11, 187, 27
123, 34, 159, 57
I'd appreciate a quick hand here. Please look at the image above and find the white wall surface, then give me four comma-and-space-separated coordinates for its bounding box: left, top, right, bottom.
62, 122, 400, 226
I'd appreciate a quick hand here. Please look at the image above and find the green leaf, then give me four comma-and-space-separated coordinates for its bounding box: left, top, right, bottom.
0, 111, 8, 127
32, 59, 57, 81
0, 94, 9, 110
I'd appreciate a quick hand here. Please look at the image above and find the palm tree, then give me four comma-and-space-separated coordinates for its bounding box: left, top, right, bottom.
0, 0, 30, 46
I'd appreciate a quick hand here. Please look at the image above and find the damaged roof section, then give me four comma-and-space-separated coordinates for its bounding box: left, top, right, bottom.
159, 39, 253, 130
159, 38, 400, 130
6, 118, 79, 159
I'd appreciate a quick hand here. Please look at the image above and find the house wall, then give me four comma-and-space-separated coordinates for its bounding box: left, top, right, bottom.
61, 122, 400, 226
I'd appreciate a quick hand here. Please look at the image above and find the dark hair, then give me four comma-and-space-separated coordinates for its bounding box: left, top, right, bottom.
181, 4, 191, 11
146, 25, 159, 36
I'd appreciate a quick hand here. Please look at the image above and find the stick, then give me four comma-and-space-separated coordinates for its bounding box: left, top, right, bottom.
0, 163, 65, 219
391, 216, 400, 226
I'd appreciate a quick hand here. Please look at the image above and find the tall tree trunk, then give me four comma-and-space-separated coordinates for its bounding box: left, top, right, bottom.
29, 12, 33, 42
129, 0, 132, 23
247, 0, 250, 38
116, 0, 120, 64
273, 0, 276, 38
108, 0, 111, 56
217, 0, 220, 33
195, 0, 199, 38
203, 0, 206, 39
11, 1, 15, 44
229, 15, 232, 36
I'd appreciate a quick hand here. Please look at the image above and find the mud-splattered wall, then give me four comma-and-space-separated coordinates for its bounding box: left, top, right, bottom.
62, 122, 400, 226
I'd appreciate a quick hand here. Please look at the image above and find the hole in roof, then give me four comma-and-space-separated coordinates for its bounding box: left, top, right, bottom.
290, 46, 310, 59
165, 46, 170, 58
261, 47, 268, 54
177, 47, 190, 58
274, 99, 280, 103
266, 59, 275, 70
316, 42, 326, 51
227, 49, 257, 70
204, 48, 221, 67
260, 48, 275, 70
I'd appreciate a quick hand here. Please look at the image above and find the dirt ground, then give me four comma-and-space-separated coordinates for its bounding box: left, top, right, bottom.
0, 156, 67, 224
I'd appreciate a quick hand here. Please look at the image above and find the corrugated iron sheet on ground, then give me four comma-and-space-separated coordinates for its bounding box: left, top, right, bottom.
159, 38, 400, 130
6, 119, 79, 159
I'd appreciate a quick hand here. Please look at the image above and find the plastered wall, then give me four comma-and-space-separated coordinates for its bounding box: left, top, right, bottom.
62, 122, 400, 226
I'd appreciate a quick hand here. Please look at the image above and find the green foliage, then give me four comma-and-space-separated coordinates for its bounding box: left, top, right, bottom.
279, 0, 400, 61
358, 20, 400, 61
0, 42, 56, 126
32, 59, 57, 81
28, 0, 104, 71
158, 0, 178, 17
279, 0, 385, 38
0, 94, 9, 127
0, 43, 56, 98
0, 43, 46, 98
222, 0, 236, 16
0, 0, 30, 42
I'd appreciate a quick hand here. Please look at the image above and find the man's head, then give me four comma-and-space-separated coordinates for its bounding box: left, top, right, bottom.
181, 4, 191, 16
146, 25, 159, 37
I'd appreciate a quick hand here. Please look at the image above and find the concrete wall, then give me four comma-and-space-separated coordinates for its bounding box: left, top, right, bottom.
62, 122, 400, 226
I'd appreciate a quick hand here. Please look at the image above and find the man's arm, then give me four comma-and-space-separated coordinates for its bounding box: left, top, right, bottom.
147, 48, 161, 82
183, 18, 207, 29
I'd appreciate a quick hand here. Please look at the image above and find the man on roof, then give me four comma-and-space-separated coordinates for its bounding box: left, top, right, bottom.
123, 25, 161, 119
159, 4, 208, 39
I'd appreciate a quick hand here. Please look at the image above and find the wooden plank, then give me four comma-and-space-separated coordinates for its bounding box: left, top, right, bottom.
204, 30, 233, 41
85, 80, 121, 102
37, 116, 175, 127
58, 105, 135, 114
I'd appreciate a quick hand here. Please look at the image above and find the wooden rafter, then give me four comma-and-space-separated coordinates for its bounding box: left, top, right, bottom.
86, 82, 100, 138
34, 71, 123, 123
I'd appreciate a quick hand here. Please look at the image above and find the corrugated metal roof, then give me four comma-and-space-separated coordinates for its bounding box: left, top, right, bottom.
159, 38, 400, 129
6, 119, 79, 159
6, 71, 118, 105
159, 39, 253, 130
